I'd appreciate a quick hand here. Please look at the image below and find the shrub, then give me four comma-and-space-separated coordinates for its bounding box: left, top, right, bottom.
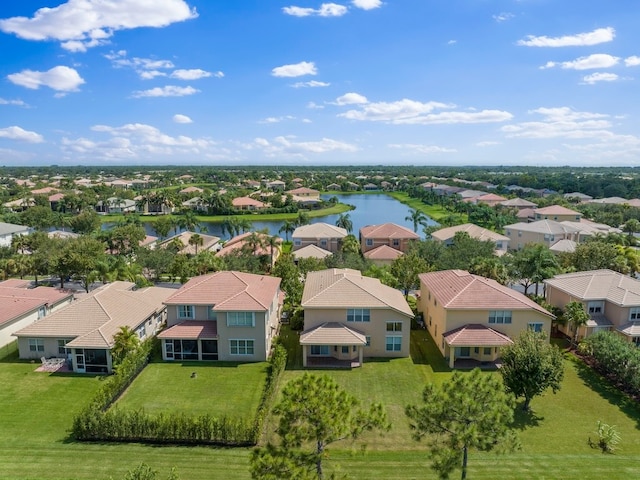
593, 420, 621, 453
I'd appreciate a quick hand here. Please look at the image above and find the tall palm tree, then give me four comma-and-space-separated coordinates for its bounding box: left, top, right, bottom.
188, 233, 204, 254
111, 326, 141, 366
279, 220, 296, 241
335, 213, 353, 234
179, 209, 199, 232
405, 208, 428, 233
237, 217, 253, 234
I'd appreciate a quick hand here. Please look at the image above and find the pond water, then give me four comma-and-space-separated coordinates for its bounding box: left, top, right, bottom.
107, 194, 437, 240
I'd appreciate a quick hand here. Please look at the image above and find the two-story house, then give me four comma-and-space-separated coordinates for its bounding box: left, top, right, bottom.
430, 223, 509, 256
503, 220, 582, 250
159, 271, 282, 362
299, 268, 414, 368
545, 269, 640, 345
292, 223, 347, 253
533, 205, 582, 222
418, 270, 554, 368
359, 223, 420, 263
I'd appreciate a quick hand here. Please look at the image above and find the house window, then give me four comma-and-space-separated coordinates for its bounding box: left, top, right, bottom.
57, 339, 72, 356
137, 325, 146, 339
310, 345, 329, 355
495, 241, 503, 249
386, 321, 402, 332
29, 338, 44, 353
385, 336, 402, 352
320, 239, 328, 247
366, 238, 373, 246
587, 301, 604, 314
230, 339, 254, 355
347, 309, 370, 322
227, 312, 255, 327
365, 336, 371, 347
177, 305, 194, 319
474, 347, 479, 354
392, 239, 400, 247
518, 231, 522, 237
293, 239, 301, 246
208, 306, 217, 320
38, 306, 47, 319
630, 308, 640, 320
506, 230, 511, 236
483, 347, 492, 355
528, 323, 544, 333
489, 310, 512, 324
341, 346, 349, 354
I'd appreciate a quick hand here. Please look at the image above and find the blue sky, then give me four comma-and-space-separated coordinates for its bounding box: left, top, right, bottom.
1, 0, 639, 167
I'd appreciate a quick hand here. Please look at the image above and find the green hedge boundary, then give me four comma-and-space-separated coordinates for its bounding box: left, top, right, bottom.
71, 342, 287, 446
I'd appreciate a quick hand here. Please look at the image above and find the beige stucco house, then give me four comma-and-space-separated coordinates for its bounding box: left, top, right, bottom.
533, 205, 582, 222
359, 222, 419, 255
431, 223, 509, 255
14, 282, 172, 373
292, 223, 347, 253
504, 220, 582, 250
545, 269, 640, 345
300, 268, 414, 367
159, 271, 282, 362
418, 270, 554, 368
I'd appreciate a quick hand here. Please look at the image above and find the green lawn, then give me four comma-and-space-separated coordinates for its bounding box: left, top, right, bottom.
1, 334, 640, 479
116, 361, 268, 418
388, 191, 467, 223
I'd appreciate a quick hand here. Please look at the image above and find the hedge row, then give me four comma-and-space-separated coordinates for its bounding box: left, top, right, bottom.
71, 342, 288, 446
579, 331, 640, 397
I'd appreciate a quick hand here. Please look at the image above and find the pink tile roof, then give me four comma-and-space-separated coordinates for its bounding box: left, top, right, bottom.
48, 193, 65, 201
216, 232, 281, 257
534, 205, 580, 216
476, 193, 507, 202
164, 271, 281, 311
0, 284, 73, 327
232, 196, 265, 208
363, 244, 404, 260
31, 187, 58, 195
419, 270, 553, 316
286, 187, 319, 195
443, 324, 513, 346
158, 320, 218, 339
360, 222, 419, 240
179, 186, 204, 194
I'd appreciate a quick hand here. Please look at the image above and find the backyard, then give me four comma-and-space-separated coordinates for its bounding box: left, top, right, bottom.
0, 330, 639, 479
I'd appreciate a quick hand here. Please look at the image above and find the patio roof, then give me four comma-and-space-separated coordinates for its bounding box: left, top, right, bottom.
158, 321, 218, 340
617, 321, 640, 337
443, 324, 513, 347
586, 314, 614, 328
300, 322, 367, 346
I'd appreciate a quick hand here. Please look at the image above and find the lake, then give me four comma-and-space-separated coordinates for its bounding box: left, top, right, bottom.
108, 194, 437, 240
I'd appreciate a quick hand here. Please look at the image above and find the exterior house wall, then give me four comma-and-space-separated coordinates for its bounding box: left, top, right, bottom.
534, 213, 582, 222
18, 336, 75, 360
0, 228, 30, 247
303, 308, 411, 358
292, 236, 341, 253
504, 229, 576, 250
11, 296, 74, 353
360, 237, 414, 254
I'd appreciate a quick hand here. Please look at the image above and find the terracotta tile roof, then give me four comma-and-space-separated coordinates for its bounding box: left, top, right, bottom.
232, 196, 265, 208
360, 223, 419, 240
158, 320, 218, 339
292, 223, 347, 239
419, 270, 553, 316
216, 232, 281, 257
293, 244, 333, 259
285, 187, 319, 195
48, 193, 65, 201
164, 271, 281, 311
534, 205, 581, 216
363, 245, 404, 260
302, 268, 413, 317
544, 270, 640, 306
516, 207, 535, 219
300, 322, 366, 345
443, 324, 513, 346
476, 193, 507, 202
0, 284, 73, 327
431, 223, 509, 243
179, 186, 203, 194
31, 187, 58, 195
504, 220, 582, 235
14, 282, 174, 349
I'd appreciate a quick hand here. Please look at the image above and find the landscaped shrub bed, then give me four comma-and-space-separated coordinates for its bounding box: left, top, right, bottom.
71, 342, 287, 446
579, 331, 640, 398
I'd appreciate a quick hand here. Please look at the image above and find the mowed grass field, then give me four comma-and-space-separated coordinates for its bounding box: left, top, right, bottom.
1, 331, 640, 479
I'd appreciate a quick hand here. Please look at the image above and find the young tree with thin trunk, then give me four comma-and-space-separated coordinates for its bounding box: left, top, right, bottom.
406, 368, 519, 480
564, 300, 590, 347
251, 373, 389, 480
500, 329, 565, 411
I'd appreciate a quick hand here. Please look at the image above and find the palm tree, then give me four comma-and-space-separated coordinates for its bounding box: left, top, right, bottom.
296, 211, 310, 227
563, 301, 590, 347
237, 217, 253, 234
335, 213, 353, 233
178, 209, 200, 232
279, 220, 296, 241
111, 326, 141, 366
188, 233, 204, 254
405, 208, 428, 233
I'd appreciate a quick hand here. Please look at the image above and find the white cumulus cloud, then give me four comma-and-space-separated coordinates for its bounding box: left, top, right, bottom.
0, 0, 197, 52
493, 12, 514, 22
132, 85, 199, 98
173, 114, 193, 124
0, 126, 44, 143
501, 107, 613, 139
517, 27, 615, 47
7, 65, 85, 92
251, 136, 357, 157
625, 56, 640, 67
291, 80, 330, 88
0, 98, 27, 106
283, 3, 348, 17
352, 0, 382, 10
541, 54, 619, 70
581, 72, 619, 85
272, 61, 317, 77
170, 69, 213, 80
334, 92, 368, 105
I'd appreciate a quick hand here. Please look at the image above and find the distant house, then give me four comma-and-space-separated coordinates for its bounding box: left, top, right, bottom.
179, 186, 204, 194
0, 280, 73, 350
181, 197, 206, 212
326, 183, 341, 191
232, 196, 266, 211
499, 198, 538, 210
292, 223, 347, 253
533, 205, 582, 222
266, 180, 286, 191
545, 269, 640, 345
474, 193, 507, 207
363, 245, 404, 266
418, 270, 554, 368
503, 220, 582, 250
285, 187, 320, 199
300, 269, 414, 367
363, 183, 379, 191
292, 244, 333, 262
216, 232, 282, 266
95, 197, 136, 214
359, 222, 419, 256
158, 231, 221, 255
159, 271, 282, 362
431, 223, 509, 255
14, 282, 172, 373
563, 192, 593, 202
0, 222, 31, 247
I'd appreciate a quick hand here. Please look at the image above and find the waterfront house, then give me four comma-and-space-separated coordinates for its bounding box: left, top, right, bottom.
359, 222, 419, 256
157, 231, 221, 255
431, 223, 509, 255
418, 270, 554, 368
14, 282, 172, 373
292, 223, 347, 253
232, 196, 266, 211
300, 268, 414, 367
503, 220, 582, 250
159, 271, 282, 362
545, 269, 640, 345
